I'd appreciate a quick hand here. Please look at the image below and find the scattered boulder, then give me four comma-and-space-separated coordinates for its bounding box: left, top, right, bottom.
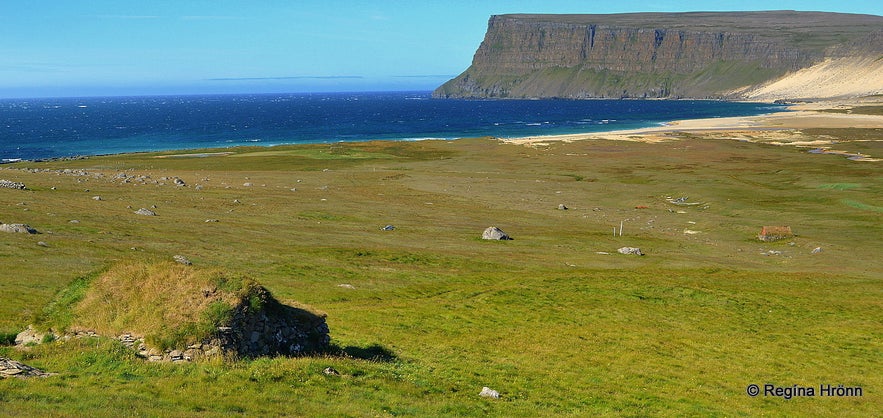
617, 247, 644, 256
37, 241, 49, 247
758, 226, 793, 242
169, 350, 184, 362
134, 208, 157, 216
92, 196, 102, 201
381, 225, 395, 231
0, 223, 37, 234
0, 179, 26, 190
482, 226, 511, 240
323, 367, 340, 376
173, 178, 186, 187
812, 247, 822, 254
173, 255, 192, 266
1, 357, 51, 379
479, 386, 500, 399
558, 204, 568, 210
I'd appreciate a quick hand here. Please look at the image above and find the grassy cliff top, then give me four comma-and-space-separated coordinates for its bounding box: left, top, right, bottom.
498, 11, 883, 50
500, 10, 883, 31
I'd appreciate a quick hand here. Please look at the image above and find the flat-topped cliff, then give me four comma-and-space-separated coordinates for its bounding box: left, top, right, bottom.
434, 11, 883, 100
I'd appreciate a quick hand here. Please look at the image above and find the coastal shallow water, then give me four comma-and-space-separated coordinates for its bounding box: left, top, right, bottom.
0, 91, 781, 161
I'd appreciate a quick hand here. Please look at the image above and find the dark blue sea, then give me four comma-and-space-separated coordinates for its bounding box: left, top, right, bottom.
0, 91, 783, 161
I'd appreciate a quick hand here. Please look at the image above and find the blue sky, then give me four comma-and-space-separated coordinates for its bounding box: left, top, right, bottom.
1, 1, 880, 98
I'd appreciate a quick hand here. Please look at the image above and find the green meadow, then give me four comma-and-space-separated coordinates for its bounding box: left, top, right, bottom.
1, 131, 880, 416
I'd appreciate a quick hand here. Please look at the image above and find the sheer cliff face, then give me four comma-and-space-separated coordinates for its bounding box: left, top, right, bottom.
434, 12, 883, 100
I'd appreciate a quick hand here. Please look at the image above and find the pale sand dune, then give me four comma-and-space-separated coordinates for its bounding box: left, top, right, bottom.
740, 57, 883, 101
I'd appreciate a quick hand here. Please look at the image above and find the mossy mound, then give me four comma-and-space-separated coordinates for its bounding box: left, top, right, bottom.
31, 261, 329, 359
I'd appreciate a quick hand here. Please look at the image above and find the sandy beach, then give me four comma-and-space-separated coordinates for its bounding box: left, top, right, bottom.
503, 98, 883, 150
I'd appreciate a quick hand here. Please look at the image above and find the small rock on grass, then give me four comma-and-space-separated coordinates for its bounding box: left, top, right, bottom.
482, 226, 511, 240
617, 247, 644, 256
479, 387, 500, 399
0, 223, 37, 234
173, 255, 192, 266
134, 208, 156, 216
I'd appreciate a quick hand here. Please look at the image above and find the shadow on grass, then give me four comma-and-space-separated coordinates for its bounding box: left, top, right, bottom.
328, 343, 398, 362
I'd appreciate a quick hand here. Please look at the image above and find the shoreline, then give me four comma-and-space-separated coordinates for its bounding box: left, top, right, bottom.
501, 97, 883, 147
3, 97, 881, 164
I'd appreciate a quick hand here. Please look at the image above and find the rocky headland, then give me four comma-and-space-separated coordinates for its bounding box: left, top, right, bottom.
434, 11, 883, 101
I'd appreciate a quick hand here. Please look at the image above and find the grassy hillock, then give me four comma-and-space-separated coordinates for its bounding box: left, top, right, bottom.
27, 260, 329, 358
34, 261, 261, 350
0, 131, 880, 416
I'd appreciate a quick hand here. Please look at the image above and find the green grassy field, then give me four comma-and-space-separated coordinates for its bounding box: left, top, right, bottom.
1, 131, 881, 416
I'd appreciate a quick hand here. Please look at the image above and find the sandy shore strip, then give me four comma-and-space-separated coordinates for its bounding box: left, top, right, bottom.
154, 152, 236, 158
502, 99, 883, 146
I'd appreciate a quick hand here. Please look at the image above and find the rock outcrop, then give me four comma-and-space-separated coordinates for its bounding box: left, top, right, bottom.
434, 11, 883, 100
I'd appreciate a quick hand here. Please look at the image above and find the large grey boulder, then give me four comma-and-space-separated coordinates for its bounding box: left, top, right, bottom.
482, 226, 511, 240
617, 247, 644, 256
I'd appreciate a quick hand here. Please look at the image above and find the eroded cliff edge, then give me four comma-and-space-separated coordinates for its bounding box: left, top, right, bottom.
434, 11, 883, 100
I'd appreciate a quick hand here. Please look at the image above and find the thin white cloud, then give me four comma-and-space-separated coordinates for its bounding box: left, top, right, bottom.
0, 62, 69, 73
92, 15, 161, 20
207, 76, 364, 81
180, 16, 246, 21
393, 75, 456, 79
